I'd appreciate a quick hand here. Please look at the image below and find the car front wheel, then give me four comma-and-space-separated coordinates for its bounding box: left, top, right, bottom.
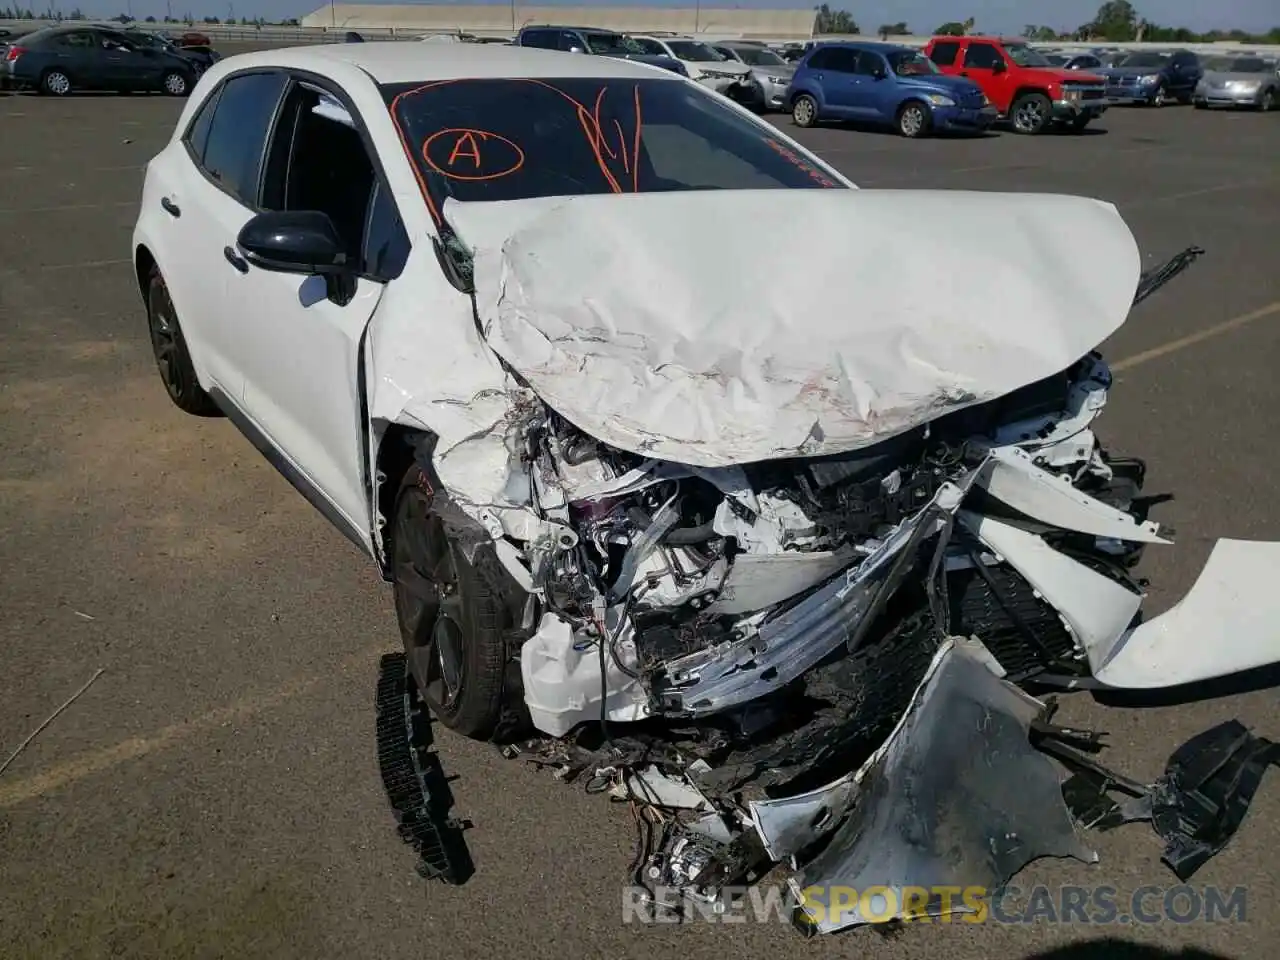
1010, 92, 1051, 134
791, 93, 818, 128
145, 266, 222, 416
392, 465, 512, 739
896, 100, 930, 138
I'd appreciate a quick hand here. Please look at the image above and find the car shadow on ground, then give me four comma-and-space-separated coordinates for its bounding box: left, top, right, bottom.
1023, 940, 1233, 960
824, 119, 1001, 139
1090, 661, 1280, 709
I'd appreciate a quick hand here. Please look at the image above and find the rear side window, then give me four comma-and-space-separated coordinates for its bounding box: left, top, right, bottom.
805, 48, 834, 69
963, 43, 1002, 68
929, 40, 960, 66
183, 86, 221, 163
824, 48, 860, 73
199, 71, 289, 206
520, 29, 555, 48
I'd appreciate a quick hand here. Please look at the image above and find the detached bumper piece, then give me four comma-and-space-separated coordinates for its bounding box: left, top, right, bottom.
1060, 719, 1280, 881
375, 653, 474, 884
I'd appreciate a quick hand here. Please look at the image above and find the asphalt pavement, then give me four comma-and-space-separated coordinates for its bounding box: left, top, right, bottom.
2, 55, 1279, 960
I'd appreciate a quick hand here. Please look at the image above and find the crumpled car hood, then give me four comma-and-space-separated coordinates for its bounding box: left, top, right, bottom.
447, 188, 1141, 468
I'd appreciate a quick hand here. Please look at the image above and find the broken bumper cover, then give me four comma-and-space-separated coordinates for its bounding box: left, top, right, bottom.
772, 640, 1096, 933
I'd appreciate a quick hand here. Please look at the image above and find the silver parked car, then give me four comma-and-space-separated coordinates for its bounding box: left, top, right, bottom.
1193, 55, 1279, 110
711, 40, 796, 111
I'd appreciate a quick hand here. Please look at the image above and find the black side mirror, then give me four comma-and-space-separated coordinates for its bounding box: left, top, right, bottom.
872, 65, 887, 79
237, 210, 348, 276
991, 60, 1006, 74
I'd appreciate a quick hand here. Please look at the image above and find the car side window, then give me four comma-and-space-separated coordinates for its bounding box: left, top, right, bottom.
183, 85, 222, 164
805, 48, 833, 70
963, 43, 1002, 69
852, 51, 882, 75
199, 71, 288, 207
559, 31, 582, 51
824, 48, 859, 73
929, 41, 960, 66
55, 30, 95, 48
260, 81, 406, 279
521, 30, 554, 49
363, 180, 410, 280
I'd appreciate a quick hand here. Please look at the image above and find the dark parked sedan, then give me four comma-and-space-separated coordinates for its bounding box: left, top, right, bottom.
3, 24, 196, 96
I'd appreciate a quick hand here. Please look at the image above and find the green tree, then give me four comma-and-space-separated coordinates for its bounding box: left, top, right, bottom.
935, 21, 966, 35
1023, 24, 1058, 40
1080, 0, 1139, 41
877, 21, 909, 38
814, 4, 858, 35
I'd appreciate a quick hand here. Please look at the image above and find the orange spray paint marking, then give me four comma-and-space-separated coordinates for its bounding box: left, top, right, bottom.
447, 130, 483, 168
422, 127, 526, 182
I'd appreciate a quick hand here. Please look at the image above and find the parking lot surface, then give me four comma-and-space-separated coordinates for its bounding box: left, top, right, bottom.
2, 56, 1280, 960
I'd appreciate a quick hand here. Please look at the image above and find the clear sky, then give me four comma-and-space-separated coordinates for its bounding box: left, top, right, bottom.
43, 0, 1278, 36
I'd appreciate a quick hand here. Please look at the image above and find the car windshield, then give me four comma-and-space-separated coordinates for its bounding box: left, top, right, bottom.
733, 46, 786, 66
383, 77, 843, 222
583, 32, 641, 55
888, 50, 939, 75
1118, 52, 1169, 68
1003, 43, 1052, 67
1204, 56, 1270, 73
668, 40, 726, 62
129, 32, 168, 48
1044, 54, 1067, 65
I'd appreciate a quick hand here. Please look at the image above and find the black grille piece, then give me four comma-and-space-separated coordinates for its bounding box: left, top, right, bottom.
375, 652, 474, 884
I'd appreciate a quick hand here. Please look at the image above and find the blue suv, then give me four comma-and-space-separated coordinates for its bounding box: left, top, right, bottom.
787, 42, 995, 137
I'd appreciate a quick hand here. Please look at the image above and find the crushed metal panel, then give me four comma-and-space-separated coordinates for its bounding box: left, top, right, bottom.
1091, 539, 1280, 688
451, 188, 1141, 467
787, 640, 1095, 934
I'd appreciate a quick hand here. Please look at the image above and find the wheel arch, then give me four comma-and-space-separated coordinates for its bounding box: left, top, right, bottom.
134, 243, 157, 305
1011, 84, 1051, 107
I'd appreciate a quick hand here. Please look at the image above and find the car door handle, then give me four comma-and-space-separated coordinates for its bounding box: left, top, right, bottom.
223, 246, 249, 273
160, 196, 180, 217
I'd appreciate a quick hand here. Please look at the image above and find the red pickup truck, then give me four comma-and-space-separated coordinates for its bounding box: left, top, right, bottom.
923, 36, 1109, 134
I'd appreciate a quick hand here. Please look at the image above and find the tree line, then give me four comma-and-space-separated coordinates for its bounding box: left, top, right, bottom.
815, 1, 1280, 44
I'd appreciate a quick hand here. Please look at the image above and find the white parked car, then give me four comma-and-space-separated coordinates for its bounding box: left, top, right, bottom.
132, 41, 1280, 929
627, 33, 753, 97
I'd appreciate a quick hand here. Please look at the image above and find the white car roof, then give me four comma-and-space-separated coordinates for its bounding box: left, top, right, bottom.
211, 41, 676, 85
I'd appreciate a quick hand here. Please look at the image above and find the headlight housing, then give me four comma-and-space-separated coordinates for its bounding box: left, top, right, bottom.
1227, 79, 1261, 91
1140, 73, 1161, 84
766, 75, 790, 85
923, 93, 955, 107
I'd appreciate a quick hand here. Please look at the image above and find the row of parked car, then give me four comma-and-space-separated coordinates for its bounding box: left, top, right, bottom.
0, 23, 219, 95
504, 27, 1280, 138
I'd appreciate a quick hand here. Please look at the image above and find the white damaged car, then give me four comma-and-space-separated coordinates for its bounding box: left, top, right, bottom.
132, 42, 1280, 931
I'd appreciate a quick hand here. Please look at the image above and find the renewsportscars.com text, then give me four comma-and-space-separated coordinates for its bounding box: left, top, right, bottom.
622, 883, 1249, 926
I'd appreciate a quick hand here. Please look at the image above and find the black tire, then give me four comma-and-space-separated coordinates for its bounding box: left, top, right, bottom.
40, 69, 72, 96
1150, 84, 1167, 107
391, 464, 510, 739
791, 93, 818, 128
145, 266, 222, 417
895, 100, 931, 138
1010, 92, 1051, 134
160, 70, 190, 97
1261, 89, 1275, 112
